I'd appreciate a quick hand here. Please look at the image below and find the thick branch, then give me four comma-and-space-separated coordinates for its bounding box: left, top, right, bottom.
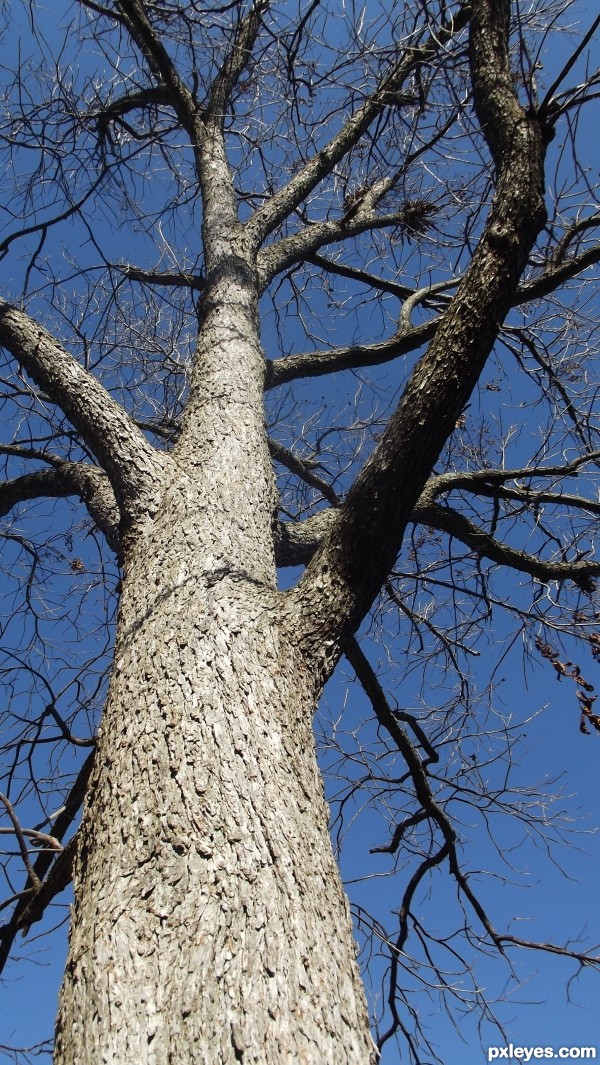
115, 264, 204, 291
15, 837, 78, 937
461, 483, 600, 518
258, 206, 446, 290
269, 439, 339, 506
518, 243, 600, 301
266, 239, 599, 388
285, 0, 548, 681
275, 457, 600, 573
275, 510, 335, 567
0, 463, 122, 555
420, 452, 600, 506
266, 319, 438, 389
204, 0, 271, 124
113, 1, 198, 134
94, 83, 171, 139
0, 301, 162, 528
257, 200, 451, 289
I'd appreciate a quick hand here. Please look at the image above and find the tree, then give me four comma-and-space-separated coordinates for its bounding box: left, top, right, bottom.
0, 0, 599, 1060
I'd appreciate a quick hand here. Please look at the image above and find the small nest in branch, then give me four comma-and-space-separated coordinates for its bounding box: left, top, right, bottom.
396, 198, 439, 241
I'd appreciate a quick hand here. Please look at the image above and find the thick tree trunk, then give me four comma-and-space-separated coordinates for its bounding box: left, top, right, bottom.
55, 480, 376, 1063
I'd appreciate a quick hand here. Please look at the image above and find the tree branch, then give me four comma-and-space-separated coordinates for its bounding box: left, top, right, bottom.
518, 242, 600, 301
247, 4, 471, 249
0, 795, 42, 892
112, 0, 198, 134
0, 752, 95, 974
269, 438, 339, 506
0, 171, 108, 261
0, 301, 163, 529
258, 204, 447, 290
347, 638, 600, 1054
275, 510, 335, 568
306, 254, 417, 299
204, 0, 272, 124
94, 83, 172, 141
345, 638, 439, 772
538, 14, 600, 123
266, 319, 439, 389
266, 240, 599, 389
417, 500, 598, 593
16, 836, 78, 938
275, 451, 600, 569
285, 0, 549, 682
420, 452, 600, 505
114, 264, 204, 291
0, 462, 122, 554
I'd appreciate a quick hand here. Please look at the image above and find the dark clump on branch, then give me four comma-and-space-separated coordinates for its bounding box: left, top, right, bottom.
536, 637, 600, 734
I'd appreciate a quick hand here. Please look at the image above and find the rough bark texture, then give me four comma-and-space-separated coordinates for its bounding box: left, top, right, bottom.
54, 219, 376, 1059
55, 496, 376, 1063
287, 0, 548, 682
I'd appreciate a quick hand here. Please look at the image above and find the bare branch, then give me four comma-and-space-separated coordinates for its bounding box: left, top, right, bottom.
269, 438, 339, 506
421, 452, 600, 500
16, 837, 78, 938
258, 204, 449, 289
0, 795, 41, 891
247, 4, 471, 248
204, 0, 272, 124
0, 462, 122, 554
538, 13, 600, 121
275, 452, 600, 568
111, 0, 198, 133
518, 242, 600, 301
115, 265, 204, 292
266, 244, 600, 388
0, 753, 95, 975
0, 300, 163, 527
0, 171, 108, 262
266, 318, 438, 389
287, 0, 548, 680
417, 500, 598, 592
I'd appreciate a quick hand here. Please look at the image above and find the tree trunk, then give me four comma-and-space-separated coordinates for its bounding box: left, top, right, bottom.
55, 478, 376, 1064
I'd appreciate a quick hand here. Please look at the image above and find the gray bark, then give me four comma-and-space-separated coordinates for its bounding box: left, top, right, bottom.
54, 208, 376, 1057
286, 0, 549, 682
55, 480, 376, 1063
